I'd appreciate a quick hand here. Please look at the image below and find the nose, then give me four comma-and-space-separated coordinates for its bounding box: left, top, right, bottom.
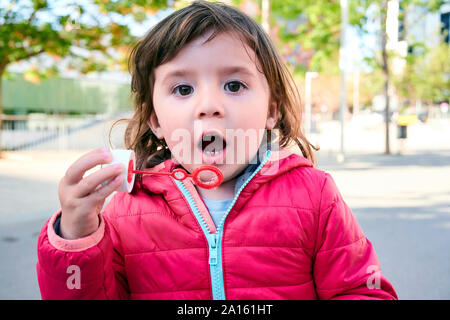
194, 83, 225, 119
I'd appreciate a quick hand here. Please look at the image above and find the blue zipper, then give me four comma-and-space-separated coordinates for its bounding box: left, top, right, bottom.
174, 150, 272, 300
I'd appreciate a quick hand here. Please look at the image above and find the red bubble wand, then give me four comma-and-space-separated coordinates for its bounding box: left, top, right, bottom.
126, 159, 223, 189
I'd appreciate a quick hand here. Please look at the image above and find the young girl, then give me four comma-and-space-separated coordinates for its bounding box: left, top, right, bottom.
37, 1, 397, 300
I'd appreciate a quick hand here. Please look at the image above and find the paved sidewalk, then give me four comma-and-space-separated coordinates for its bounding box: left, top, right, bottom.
0, 151, 87, 299
317, 150, 450, 299
0, 148, 449, 299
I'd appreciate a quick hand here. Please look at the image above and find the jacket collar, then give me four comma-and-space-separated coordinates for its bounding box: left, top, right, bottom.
230, 148, 313, 213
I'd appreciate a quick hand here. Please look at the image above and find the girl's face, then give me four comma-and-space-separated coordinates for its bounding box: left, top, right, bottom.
150, 31, 277, 184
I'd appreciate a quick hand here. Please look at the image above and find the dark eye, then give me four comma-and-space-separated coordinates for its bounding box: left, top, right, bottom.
174, 85, 193, 96
225, 81, 246, 93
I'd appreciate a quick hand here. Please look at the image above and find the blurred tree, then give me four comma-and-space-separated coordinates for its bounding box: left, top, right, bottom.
365, 0, 447, 154
235, 0, 446, 155
240, 0, 371, 75
0, 0, 173, 156
360, 69, 385, 107
394, 43, 450, 105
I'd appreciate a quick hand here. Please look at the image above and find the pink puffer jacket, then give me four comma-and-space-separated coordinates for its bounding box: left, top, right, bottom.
36, 149, 397, 300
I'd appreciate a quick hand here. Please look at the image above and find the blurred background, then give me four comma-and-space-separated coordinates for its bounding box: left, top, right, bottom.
0, 0, 449, 299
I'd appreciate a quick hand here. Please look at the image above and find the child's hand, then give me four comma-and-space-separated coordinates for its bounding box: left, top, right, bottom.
58, 148, 124, 239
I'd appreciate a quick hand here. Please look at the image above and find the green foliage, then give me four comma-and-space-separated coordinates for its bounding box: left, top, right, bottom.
0, 0, 174, 78
268, 0, 370, 76
359, 0, 448, 104
1, 0, 448, 103
394, 43, 450, 103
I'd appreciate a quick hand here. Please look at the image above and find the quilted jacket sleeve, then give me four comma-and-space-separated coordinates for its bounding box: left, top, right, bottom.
312, 173, 398, 300
36, 196, 129, 300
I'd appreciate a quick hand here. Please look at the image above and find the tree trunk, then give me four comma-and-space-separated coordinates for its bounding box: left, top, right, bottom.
0, 63, 5, 158
381, 1, 390, 155
382, 49, 390, 155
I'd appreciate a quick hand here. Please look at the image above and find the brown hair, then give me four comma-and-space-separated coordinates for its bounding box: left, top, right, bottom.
119, 0, 317, 179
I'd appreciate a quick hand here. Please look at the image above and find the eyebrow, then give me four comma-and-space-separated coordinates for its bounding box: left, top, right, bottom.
161, 66, 256, 85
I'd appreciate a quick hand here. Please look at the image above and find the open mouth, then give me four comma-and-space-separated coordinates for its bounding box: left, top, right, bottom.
198, 131, 227, 163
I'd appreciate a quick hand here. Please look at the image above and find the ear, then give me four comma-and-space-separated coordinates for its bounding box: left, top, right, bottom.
147, 109, 164, 139
265, 100, 279, 130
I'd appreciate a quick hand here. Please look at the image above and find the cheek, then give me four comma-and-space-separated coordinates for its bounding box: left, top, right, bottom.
163, 122, 194, 163
233, 106, 268, 130
158, 111, 186, 138
238, 93, 269, 122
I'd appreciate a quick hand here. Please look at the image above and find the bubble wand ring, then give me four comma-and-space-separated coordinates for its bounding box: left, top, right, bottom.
132, 165, 223, 189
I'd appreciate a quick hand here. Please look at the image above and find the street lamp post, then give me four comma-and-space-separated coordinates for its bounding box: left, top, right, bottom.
261, 0, 270, 33
305, 72, 318, 136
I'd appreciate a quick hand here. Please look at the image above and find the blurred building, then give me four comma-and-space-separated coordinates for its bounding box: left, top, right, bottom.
400, 2, 450, 48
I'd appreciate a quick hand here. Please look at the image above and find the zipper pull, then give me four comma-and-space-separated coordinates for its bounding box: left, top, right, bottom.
208, 234, 218, 266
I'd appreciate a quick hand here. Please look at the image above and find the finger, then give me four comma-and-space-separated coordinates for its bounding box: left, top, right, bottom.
75, 162, 124, 198
86, 173, 123, 204
65, 148, 112, 185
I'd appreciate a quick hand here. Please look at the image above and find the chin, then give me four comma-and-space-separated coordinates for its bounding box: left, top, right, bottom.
216, 163, 249, 182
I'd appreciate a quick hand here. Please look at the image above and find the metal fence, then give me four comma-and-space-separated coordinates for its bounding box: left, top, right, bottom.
1, 113, 129, 151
